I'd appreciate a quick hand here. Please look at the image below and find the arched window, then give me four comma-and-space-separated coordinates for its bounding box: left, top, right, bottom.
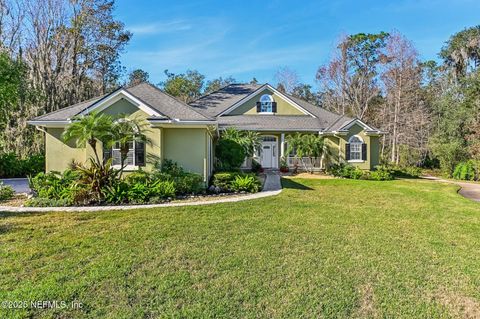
259, 94, 273, 113
348, 135, 364, 161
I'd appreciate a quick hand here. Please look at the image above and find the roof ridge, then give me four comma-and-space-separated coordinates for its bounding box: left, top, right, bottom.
325, 114, 350, 131
142, 82, 214, 120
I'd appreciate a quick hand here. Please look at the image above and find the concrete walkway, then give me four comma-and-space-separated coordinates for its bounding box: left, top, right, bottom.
0, 174, 283, 213
1, 178, 30, 194
262, 171, 282, 191
422, 176, 480, 202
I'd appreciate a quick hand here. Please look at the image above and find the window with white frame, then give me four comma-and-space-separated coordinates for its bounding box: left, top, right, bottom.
104, 119, 146, 167
349, 135, 363, 161
259, 94, 273, 112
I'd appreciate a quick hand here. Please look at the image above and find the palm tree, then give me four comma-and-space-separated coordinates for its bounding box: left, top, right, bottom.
62, 112, 114, 167
286, 133, 305, 173
221, 128, 261, 157
110, 115, 150, 177
240, 131, 261, 157
286, 133, 331, 173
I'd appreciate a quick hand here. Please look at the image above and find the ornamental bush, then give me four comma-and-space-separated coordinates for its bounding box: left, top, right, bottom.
215, 139, 246, 171
0, 182, 14, 201
230, 175, 261, 193
328, 163, 394, 181
0, 153, 45, 178
27, 159, 205, 206
452, 160, 479, 181
370, 166, 394, 181
211, 172, 261, 193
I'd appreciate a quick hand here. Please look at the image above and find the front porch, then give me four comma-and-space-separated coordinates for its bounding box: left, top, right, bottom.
241, 132, 327, 172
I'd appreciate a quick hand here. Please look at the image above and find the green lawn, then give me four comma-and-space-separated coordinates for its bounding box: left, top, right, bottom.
1, 178, 480, 318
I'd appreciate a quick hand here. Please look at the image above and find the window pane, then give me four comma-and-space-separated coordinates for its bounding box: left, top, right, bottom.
112, 150, 121, 165
260, 102, 272, 112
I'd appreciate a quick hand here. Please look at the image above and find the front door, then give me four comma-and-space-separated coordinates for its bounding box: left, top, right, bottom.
260, 137, 277, 168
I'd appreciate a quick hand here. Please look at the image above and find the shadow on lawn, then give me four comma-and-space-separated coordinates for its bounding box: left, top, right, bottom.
281, 178, 313, 190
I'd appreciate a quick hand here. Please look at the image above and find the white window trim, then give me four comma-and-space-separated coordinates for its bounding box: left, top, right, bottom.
111, 140, 144, 169
348, 135, 365, 163
259, 94, 274, 113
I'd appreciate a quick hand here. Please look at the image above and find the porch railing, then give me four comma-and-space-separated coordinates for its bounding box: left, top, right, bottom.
286, 156, 324, 171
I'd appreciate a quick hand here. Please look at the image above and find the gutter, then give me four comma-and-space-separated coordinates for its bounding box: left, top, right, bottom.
27, 120, 71, 127
148, 118, 217, 125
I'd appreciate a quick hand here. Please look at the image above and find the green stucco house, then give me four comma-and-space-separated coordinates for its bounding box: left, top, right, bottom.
29, 82, 383, 182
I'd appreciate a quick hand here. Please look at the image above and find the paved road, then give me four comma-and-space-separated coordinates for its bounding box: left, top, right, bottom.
1, 178, 30, 194
423, 176, 480, 202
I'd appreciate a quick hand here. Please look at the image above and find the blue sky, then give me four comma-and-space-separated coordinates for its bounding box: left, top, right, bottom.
116, 0, 480, 86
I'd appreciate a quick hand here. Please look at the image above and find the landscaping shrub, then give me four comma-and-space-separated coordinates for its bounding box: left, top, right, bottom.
328, 163, 394, 181
104, 181, 130, 204
28, 159, 203, 206
215, 139, 246, 171
370, 166, 394, 181
174, 173, 204, 195
155, 159, 204, 195
0, 153, 45, 178
453, 160, 479, 181
150, 180, 176, 199
28, 170, 80, 202
211, 172, 260, 193
211, 172, 237, 191
329, 163, 364, 179
230, 175, 261, 193
161, 159, 184, 177
0, 182, 14, 201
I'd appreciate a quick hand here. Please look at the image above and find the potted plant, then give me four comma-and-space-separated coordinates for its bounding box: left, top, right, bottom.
280, 157, 289, 173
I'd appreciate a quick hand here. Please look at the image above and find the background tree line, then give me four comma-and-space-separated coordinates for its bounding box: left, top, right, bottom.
0, 0, 479, 176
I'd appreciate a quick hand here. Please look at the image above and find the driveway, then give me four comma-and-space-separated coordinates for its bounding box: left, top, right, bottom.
1, 178, 31, 194
423, 176, 480, 202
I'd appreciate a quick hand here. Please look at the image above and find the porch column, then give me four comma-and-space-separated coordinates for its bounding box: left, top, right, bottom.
280, 133, 285, 158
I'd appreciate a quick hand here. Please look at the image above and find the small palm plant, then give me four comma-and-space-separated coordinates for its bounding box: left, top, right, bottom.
110, 115, 150, 177
62, 112, 114, 167
221, 127, 261, 157
286, 133, 331, 173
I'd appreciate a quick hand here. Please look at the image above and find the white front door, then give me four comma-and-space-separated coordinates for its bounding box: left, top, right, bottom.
260, 139, 277, 168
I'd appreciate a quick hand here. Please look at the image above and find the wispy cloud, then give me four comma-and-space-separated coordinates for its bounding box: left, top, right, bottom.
129, 20, 192, 35
219, 42, 328, 76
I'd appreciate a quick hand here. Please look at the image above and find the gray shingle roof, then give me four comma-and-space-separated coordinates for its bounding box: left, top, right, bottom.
31, 82, 379, 133
32, 96, 106, 121
189, 83, 261, 117
217, 115, 325, 131
125, 83, 212, 121
190, 83, 350, 131
31, 83, 212, 122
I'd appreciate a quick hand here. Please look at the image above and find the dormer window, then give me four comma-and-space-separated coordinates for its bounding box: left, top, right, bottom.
256, 94, 277, 113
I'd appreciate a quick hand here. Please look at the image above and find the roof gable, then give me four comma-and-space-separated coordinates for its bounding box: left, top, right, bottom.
80, 88, 163, 117
29, 83, 212, 124
218, 84, 315, 117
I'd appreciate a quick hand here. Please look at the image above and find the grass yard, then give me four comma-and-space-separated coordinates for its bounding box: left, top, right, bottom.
1, 178, 480, 318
